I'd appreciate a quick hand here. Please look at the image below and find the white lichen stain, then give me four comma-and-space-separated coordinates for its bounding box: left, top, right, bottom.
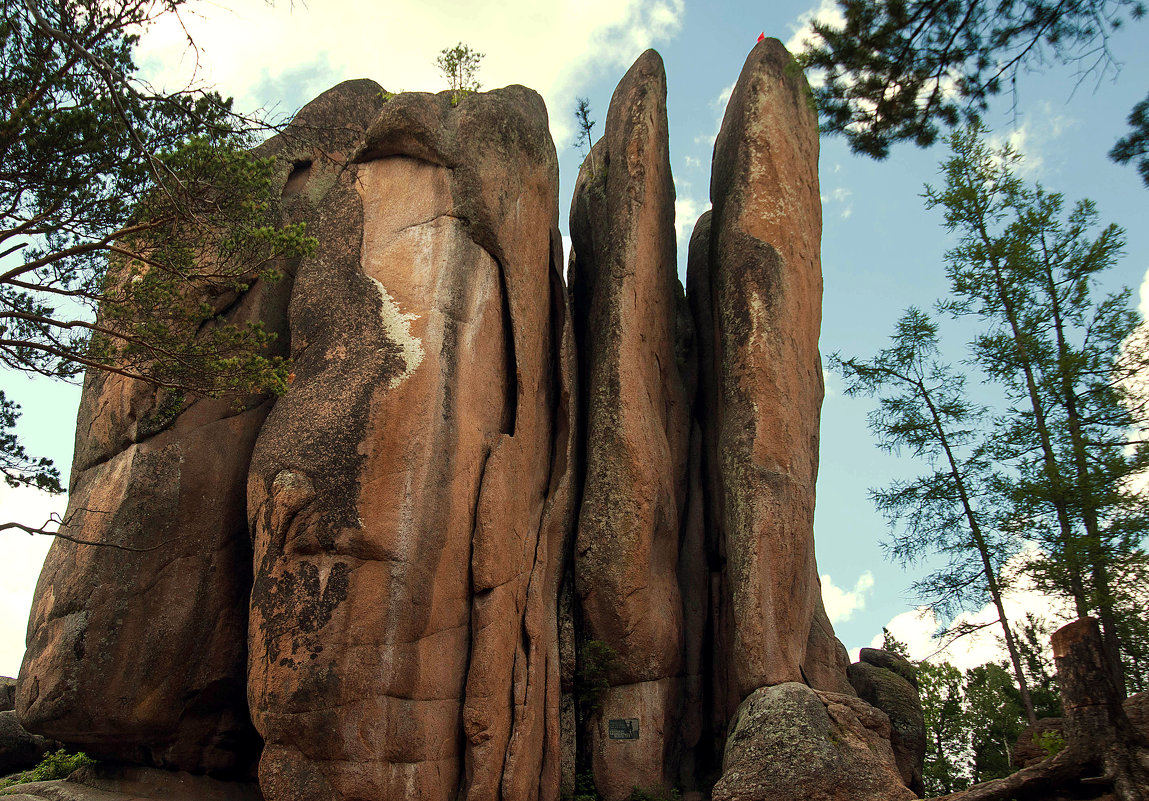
368, 276, 424, 389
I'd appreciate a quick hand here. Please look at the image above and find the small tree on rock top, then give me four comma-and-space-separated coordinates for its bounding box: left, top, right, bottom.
436, 43, 484, 106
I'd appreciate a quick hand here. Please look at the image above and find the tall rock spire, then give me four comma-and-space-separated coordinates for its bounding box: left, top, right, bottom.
568, 49, 694, 800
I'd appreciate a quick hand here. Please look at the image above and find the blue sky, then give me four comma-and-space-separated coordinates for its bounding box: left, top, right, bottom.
2, 0, 1147, 676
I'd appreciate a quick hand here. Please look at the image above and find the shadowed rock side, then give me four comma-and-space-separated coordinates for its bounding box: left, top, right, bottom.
848, 649, 926, 795
702, 36, 834, 702
568, 50, 693, 800
7, 83, 380, 777
246, 84, 575, 801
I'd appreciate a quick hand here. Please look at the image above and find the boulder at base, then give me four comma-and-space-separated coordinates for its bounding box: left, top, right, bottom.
0, 678, 14, 713
848, 649, 926, 795
0, 711, 57, 777
711, 683, 916, 801
0, 765, 261, 801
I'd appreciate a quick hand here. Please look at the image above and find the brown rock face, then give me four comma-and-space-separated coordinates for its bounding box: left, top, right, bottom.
568, 49, 692, 800
15, 41, 868, 801
9, 65, 349, 770
711, 683, 916, 801
246, 84, 575, 801
700, 36, 827, 701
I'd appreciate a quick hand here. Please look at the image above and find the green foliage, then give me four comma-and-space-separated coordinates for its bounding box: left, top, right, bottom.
575, 639, 618, 714
919, 660, 970, 796
0, 0, 314, 496
796, 0, 1146, 160
832, 305, 1038, 721
964, 662, 1025, 783
1035, 728, 1066, 757
436, 42, 483, 106
574, 97, 596, 160
626, 785, 682, 801
841, 122, 1148, 709
881, 627, 911, 658
572, 771, 600, 801
1109, 91, 1149, 186
929, 124, 1149, 689
0, 748, 95, 789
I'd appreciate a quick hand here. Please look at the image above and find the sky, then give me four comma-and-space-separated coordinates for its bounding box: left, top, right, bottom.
2, 0, 1147, 678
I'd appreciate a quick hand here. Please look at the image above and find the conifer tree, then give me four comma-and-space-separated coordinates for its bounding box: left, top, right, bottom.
0, 1, 312, 498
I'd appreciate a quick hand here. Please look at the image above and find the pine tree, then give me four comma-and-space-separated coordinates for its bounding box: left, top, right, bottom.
929, 123, 1149, 694
1, 1, 313, 496
833, 308, 1040, 724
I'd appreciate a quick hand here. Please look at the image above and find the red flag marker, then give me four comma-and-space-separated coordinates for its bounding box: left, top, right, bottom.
758, 32, 765, 42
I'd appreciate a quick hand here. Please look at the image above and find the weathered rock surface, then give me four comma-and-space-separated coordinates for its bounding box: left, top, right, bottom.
0, 678, 14, 713
711, 683, 916, 801
14, 39, 873, 801
849, 651, 926, 794
568, 49, 692, 800
11, 68, 348, 770
247, 83, 574, 801
0, 711, 57, 776
700, 36, 828, 701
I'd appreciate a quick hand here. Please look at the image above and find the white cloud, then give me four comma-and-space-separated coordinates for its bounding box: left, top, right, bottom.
694, 80, 735, 147
683, 155, 702, 169
872, 553, 1073, 671
784, 0, 844, 58
821, 186, 853, 219
1139, 267, 1149, 319
987, 103, 1070, 178
821, 570, 875, 624
0, 485, 63, 678
674, 189, 709, 241
135, 0, 685, 149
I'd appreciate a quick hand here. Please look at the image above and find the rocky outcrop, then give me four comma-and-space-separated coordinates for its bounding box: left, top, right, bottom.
0, 710, 57, 776
1, 765, 261, 800
711, 683, 916, 801
11, 67, 341, 771
1, 677, 14, 712
568, 49, 692, 800
848, 649, 926, 795
246, 83, 574, 801
16, 38, 887, 801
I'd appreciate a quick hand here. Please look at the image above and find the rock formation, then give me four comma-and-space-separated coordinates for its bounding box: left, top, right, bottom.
711, 683, 916, 801
245, 81, 575, 801
699, 35, 829, 702
569, 49, 692, 798
0, 709, 57, 776
13, 38, 917, 801
848, 649, 926, 795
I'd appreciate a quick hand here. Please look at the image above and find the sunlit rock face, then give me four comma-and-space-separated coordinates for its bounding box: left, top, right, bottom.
15, 39, 916, 801
568, 49, 694, 800
698, 36, 833, 706
245, 83, 576, 801
10, 76, 329, 774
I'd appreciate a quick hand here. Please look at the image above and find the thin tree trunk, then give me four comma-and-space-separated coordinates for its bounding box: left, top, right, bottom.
1037, 236, 1128, 696
917, 375, 1038, 726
